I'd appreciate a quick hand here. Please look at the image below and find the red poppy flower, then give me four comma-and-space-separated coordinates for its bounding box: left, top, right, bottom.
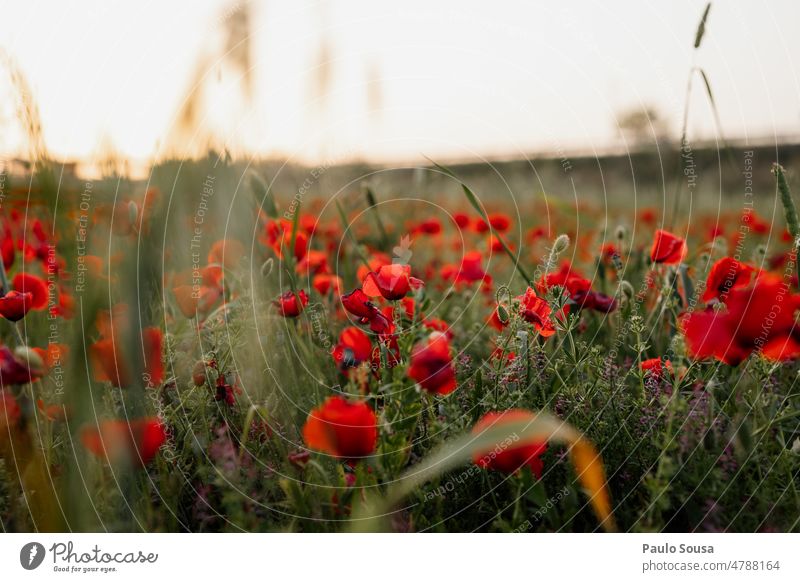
572, 289, 618, 313
640, 358, 672, 379
517, 288, 556, 337
488, 306, 509, 331
12, 272, 48, 310
414, 219, 442, 235
302, 396, 378, 460
453, 213, 471, 229
650, 229, 687, 265
264, 218, 308, 260
682, 275, 800, 365
81, 417, 167, 467
441, 251, 490, 286
407, 332, 457, 395
362, 264, 423, 300
537, 262, 591, 298
475, 213, 511, 233
274, 290, 308, 317
207, 238, 244, 269
702, 257, 755, 302
332, 327, 373, 371
341, 288, 378, 321
172, 285, 221, 318
471, 409, 548, 477
0, 290, 33, 321
297, 250, 330, 277
0, 346, 45, 385
312, 273, 343, 296
89, 326, 163, 388
1, 228, 14, 270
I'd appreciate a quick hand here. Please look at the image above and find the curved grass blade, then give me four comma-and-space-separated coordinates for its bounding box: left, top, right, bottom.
350, 412, 615, 532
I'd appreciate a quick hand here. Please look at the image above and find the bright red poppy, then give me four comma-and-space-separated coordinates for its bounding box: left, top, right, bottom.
682, 275, 800, 365
274, 290, 308, 317
640, 357, 672, 379
702, 257, 755, 302
517, 288, 556, 337
312, 273, 343, 296
0, 290, 33, 321
362, 264, 423, 300
407, 332, 457, 395
302, 396, 378, 460
471, 409, 548, 477
12, 272, 48, 310
332, 327, 373, 371
650, 229, 687, 265
81, 417, 167, 467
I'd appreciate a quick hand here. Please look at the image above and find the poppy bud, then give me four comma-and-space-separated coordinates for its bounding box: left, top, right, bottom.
496, 304, 509, 324
552, 234, 570, 254
192, 360, 207, 386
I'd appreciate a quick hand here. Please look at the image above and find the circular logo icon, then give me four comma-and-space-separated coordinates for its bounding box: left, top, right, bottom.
20, 542, 46, 570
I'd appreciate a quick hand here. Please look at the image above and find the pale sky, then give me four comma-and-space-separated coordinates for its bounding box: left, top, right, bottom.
0, 0, 799, 168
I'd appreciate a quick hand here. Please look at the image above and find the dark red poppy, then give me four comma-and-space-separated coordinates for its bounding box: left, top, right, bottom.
302, 396, 378, 460
0, 290, 33, 321
362, 264, 423, 300
650, 229, 687, 265
90, 326, 163, 388
341, 288, 378, 321
407, 332, 457, 395
12, 272, 48, 310
572, 289, 618, 313
274, 290, 308, 317
702, 257, 755, 303
414, 219, 442, 235
332, 327, 373, 371
517, 288, 556, 337
0, 346, 44, 385
471, 409, 548, 477
81, 417, 167, 467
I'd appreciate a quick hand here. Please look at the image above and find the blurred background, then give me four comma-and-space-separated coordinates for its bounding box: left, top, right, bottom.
0, 0, 799, 178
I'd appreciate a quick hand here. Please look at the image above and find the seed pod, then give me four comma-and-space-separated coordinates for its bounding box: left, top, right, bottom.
620, 280, 635, 300
260, 258, 274, 277
552, 234, 570, 254
497, 304, 510, 324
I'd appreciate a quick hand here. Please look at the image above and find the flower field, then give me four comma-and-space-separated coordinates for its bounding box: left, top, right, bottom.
2, 155, 800, 533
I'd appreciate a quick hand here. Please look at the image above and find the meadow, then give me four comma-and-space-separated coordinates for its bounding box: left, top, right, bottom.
1, 141, 800, 533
